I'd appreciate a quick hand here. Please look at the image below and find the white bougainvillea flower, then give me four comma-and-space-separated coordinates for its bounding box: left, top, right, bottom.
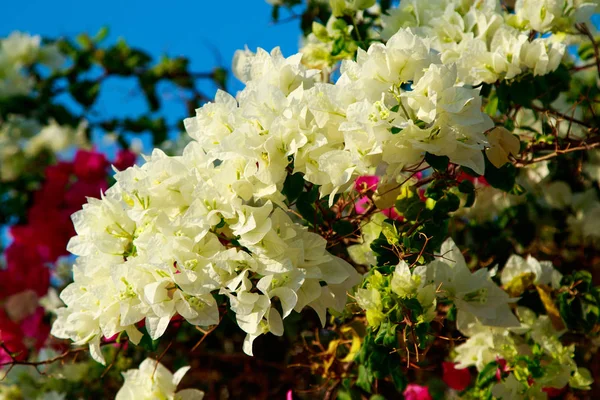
415, 238, 520, 328
500, 254, 563, 289
116, 358, 204, 400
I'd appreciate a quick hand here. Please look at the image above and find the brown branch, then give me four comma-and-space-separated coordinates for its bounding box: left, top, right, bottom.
191, 312, 225, 353
0, 339, 117, 379
529, 103, 592, 129
514, 136, 600, 167
577, 23, 600, 78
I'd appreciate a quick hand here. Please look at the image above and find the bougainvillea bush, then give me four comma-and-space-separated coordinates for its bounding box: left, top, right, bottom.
3, 0, 600, 398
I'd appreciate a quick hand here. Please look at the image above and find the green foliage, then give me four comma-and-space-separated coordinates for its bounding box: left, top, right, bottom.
558, 271, 600, 333
483, 154, 520, 193
496, 65, 571, 111
425, 153, 449, 172
282, 172, 305, 203
354, 332, 407, 394
368, 179, 460, 267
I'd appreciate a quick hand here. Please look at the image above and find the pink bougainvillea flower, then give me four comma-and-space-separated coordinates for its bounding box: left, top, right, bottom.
355, 175, 379, 192
113, 149, 138, 171
382, 206, 402, 220
73, 149, 109, 182
1, 244, 49, 298
20, 307, 50, 350
354, 196, 370, 214
286, 389, 293, 400
64, 179, 108, 209
354, 176, 403, 221
0, 147, 129, 365
403, 384, 432, 400
457, 170, 488, 187
495, 357, 510, 381
542, 386, 567, 398
442, 361, 472, 391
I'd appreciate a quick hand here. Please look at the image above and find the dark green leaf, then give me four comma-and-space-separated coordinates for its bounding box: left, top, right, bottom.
425, 153, 449, 172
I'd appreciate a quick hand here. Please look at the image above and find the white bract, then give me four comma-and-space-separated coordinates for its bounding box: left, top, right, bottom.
415, 238, 520, 328
513, 0, 600, 33
0, 32, 64, 98
0, 32, 81, 182
455, 307, 593, 394
501, 254, 563, 289
115, 358, 204, 400
381, 0, 568, 85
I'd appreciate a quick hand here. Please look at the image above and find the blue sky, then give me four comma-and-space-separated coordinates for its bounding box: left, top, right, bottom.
2, 0, 303, 150
2, 0, 301, 84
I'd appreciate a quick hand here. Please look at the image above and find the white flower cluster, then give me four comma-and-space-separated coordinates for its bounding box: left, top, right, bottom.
116, 358, 204, 400
415, 238, 519, 328
512, 0, 599, 33
0, 31, 64, 98
355, 238, 520, 332
53, 28, 493, 362
449, 254, 594, 395
381, 0, 574, 85
455, 307, 592, 397
0, 32, 83, 182
228, 29, 492, 193
0, 116, 88, 181
51, 147, 361, 362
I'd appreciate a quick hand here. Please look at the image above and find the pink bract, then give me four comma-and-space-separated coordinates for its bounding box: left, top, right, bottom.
442, 361, 472, 391
403, 383, 432, 400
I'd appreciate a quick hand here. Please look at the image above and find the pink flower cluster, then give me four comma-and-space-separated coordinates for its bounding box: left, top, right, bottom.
0, 149, 136, 364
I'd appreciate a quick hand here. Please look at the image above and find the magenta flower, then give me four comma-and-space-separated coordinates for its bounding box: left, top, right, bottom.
355, 175, 380, 192
403, 384, 432, 400
354, 176, 403, 220
114, 149, 138, 171
442, 361, 471, 391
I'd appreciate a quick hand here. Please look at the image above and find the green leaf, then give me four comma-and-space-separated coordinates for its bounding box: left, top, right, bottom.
296, 186, 322, 226
139, 73, 160, 111
356, 364, 373, 393
76, 33, 93, 50
333, 219, 356, 237
435, 192, 460, 214
213, 67, 227, 89
458, 180, 475, 194
138, 330, 160, 351
484, 93, 498, 116
69, 80, 100, 108
338, 388, 362, 400
446, 304, 457, 321
382, 324, 398, 348
476, 361, 499, 389
425, 152, 449, 172
332, 36, 346, 57
483, 155, 517, 192
464, 191, 476, 208
271, 4, 280, 21
388, 358, 407, 391
282, 172, 305, 203
93, 26, 110, 43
